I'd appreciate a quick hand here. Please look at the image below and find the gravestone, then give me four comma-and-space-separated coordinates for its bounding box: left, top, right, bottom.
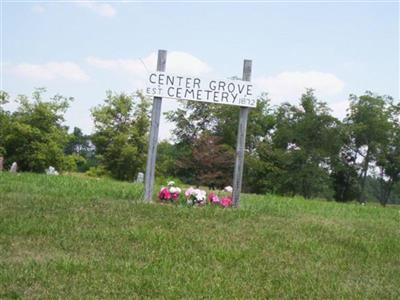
0, 156, 3, 172
10, 162, 17, 173
46, 166, 59, 176
136, 172, 144, 183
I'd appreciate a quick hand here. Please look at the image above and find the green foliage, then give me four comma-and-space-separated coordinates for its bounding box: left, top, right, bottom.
0, 90, 10, 108
345, 91, 394, 202
1, 172, 399, 299
156, 140, 178, 178
0, 91, 11, 156
166, 93, 274, 151
164, 89, 400, 203
62, 154, 87, 172
1, 87, 398, 205
85, 165, 111, 178
65, 127, 91, 155
91, 91, 150, 181
165, 94, 274, 186
0, 88, 73, 172
65, 127, 95, 172
347, 92, 392, 151
246, 90, 341, 199
375, 100, 400, 205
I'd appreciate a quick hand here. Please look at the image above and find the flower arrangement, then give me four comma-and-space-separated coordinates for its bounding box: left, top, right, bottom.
220, 186, 233, 207
157, 182, 233, 208
206, 186, 233, 207
185, 187, 207, 205
220, 196, 232, 207
208, 192, 220, 205
158, 181, 181, 203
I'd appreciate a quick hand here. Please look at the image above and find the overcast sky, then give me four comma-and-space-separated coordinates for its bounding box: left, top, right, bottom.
2, 1, 399, 140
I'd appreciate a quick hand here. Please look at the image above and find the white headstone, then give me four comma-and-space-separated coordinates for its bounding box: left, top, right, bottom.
136, 172, 144, 183
46, 166, 59, 176
10, 162, 17, 173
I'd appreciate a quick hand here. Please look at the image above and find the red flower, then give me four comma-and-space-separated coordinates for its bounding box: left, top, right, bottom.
158, 187, 171, 200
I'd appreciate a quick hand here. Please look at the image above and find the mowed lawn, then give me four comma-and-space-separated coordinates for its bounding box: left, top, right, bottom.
0, 173, 399, 299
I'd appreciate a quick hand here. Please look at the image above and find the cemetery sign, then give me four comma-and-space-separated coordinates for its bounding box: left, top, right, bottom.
144, 50, 253, 207
145, 72, 256, 107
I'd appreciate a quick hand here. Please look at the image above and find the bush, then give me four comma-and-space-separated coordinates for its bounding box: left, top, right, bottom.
85, 166, 111, 178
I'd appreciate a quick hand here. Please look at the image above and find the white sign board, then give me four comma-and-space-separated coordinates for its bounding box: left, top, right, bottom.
144, 72, 256, 107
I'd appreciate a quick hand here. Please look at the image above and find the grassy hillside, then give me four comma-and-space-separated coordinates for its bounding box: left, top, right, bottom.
1, 173, 399, 299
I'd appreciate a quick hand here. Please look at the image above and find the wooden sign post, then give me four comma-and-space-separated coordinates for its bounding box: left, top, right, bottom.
144, 49, 167, 202
144, 50, 253, 206
232, 60, 252, 207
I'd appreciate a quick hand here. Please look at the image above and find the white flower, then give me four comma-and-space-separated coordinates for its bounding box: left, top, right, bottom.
185, 187, 194, 197
167, 181, 175, 187
169, 187, 181, 194
194, 189, 206, 201
224, 186, 233, 193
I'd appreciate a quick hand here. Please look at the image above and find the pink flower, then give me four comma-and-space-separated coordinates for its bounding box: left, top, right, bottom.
185, 187, 194, 198
208, 192, 215, 202
171, 192, 179, 200
208, 192, 220, 204
158, 187, 171, 200
220, 196, 232, 207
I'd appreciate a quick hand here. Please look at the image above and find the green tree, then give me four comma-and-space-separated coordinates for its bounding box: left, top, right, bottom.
65, 127, 95, 172
330, 147, 360, 202
0, 91, 11, 156
375, 100, 400, 205
91, 91, 150, 181
156, 140, 178, 178
65, 127, 91, 155
252, 90, 342, 198
345, 92, 392, 203
1, 88, 73, 172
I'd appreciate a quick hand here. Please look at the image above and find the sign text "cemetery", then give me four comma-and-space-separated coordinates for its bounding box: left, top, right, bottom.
145, 72, 256, 107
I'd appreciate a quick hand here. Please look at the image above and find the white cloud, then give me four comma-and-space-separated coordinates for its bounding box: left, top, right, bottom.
11, 62, 89, 81
32, 5, 45, 14
86, 51, 212, 77
330, 100, 349, 120
255, 71, 345, 104
76, 1, 116, 18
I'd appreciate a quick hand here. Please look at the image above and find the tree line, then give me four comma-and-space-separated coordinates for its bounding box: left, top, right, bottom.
0, 88, 399, 205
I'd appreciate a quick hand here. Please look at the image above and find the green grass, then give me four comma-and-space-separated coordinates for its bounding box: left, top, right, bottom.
0, 172, 399, 299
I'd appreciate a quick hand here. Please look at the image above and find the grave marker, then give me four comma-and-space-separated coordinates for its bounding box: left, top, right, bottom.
10, 162, 17, 173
